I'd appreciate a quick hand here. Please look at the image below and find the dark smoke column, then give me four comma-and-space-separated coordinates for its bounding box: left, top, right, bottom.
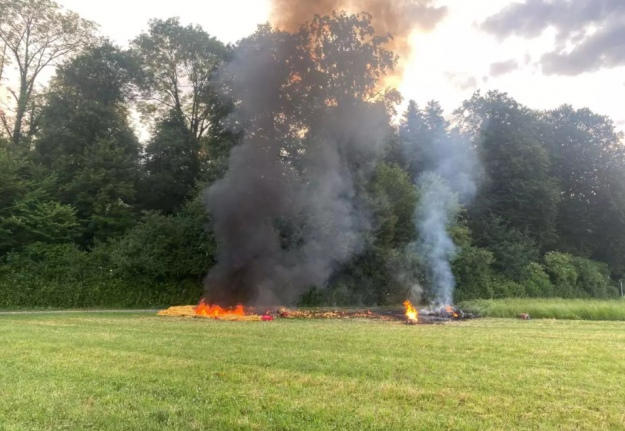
203, 15, 398, 306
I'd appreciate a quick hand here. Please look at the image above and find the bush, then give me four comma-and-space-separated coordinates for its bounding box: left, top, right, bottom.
544, 252, 579, 297
521, 262, 555, 297
542, 252, 616, 299
490, 275, 526, 299
106, 198, 216, 283
474, 216, 540, 282
453, 246, 495, 302
572, 256, 614, 298
0, 241, 203, 310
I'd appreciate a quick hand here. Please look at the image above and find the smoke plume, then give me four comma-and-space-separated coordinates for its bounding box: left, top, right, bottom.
203, 23, 392, 306
270, 0, 448, 82
415, 173, 458, 305
406, 118, 479, 305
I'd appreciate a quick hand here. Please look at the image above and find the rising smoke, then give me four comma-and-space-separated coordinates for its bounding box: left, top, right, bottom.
203, 21, 393, 306
203, 3, 468, 307
270, 0, 448, 82
408, 124, 479, 305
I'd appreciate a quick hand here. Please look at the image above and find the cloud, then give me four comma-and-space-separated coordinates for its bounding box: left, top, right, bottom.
480, 0, 625, 75
541, 23, 625, 75
481, 0, 557, 40
445, 72, 477, 91
489, 59, 519, 76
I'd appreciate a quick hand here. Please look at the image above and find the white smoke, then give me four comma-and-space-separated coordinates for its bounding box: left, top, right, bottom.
404, 111, 480, 305
415, 173, 459, 305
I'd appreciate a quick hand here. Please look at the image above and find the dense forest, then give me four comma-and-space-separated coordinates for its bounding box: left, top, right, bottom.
1, 0, 624, 308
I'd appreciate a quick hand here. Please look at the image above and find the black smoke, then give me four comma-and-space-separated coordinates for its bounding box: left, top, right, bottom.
203, 18, 396, 306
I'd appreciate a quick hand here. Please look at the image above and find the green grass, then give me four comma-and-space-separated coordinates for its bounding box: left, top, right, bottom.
461, 298, 625, 320
1, 314, 625, 430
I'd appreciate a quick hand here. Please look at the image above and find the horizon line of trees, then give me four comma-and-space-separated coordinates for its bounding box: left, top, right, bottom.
0, 0, 624, 308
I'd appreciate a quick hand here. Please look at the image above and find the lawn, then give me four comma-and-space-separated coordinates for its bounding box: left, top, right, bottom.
1, 313, 625, 430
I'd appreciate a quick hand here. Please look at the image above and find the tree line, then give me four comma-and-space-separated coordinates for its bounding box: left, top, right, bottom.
0, 0, 623, 308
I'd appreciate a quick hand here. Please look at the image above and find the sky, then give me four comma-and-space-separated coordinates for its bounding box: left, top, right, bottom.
48, 0, 625, 131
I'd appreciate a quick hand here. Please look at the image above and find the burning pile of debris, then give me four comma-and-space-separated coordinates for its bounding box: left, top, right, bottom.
157, 300, 478, 324
404, 301, 478, 325
157, 300, 274, 321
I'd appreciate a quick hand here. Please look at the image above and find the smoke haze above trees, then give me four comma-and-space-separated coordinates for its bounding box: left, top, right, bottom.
269, 0, 448, 82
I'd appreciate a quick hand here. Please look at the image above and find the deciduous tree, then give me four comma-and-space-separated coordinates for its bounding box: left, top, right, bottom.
131, 18, 228, 141
0, 0, 94, 144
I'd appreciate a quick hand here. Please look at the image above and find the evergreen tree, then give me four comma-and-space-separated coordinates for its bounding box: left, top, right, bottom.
455, 91, 561, 250
140, 110, 199, 214
0, 148, 78, 257
35, 41, 141, 245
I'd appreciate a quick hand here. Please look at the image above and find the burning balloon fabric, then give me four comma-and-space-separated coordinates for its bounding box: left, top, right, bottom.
157, 300, 273, 321
156, 305, 269, 321
403, 300, 418, 323
157, 300, 478, 323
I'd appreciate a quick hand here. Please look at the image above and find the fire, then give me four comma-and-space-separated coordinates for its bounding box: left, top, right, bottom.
444, 305, 460, 318
403, 300, 418, 322
194, 299, 245, 319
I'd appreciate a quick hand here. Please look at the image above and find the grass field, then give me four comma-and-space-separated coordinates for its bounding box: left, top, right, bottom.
461, 298, 625, 320
1, 313, 625, 430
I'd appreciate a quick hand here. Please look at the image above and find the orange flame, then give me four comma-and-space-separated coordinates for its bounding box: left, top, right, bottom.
443, 305, 460, 318
403, 300, 418, 322
195, 299, 245, 319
